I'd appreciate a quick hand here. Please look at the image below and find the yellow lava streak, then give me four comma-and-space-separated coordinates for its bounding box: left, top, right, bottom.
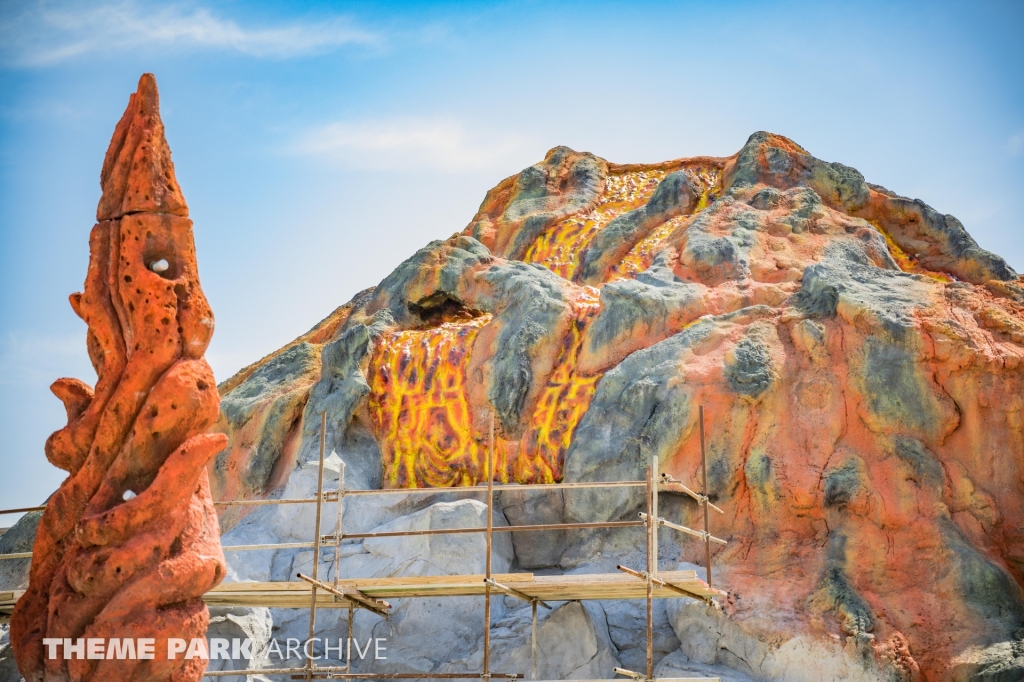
612, 164, 722, 279
367, 163, 739, 490
523, 170, 667, 280
368, 293, 605, 488
516, 291, 603, 483
368, 316, 492, 488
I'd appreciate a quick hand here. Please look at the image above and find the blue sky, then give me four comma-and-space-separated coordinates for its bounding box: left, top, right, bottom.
1, 0, 1022, 521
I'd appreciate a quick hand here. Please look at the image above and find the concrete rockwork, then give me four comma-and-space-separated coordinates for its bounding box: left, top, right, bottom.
202, 131, 1023, 682
5, 122, 1024, 682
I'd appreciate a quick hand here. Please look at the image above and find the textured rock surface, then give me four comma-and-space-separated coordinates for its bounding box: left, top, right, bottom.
202, 606, 273, 681
215, 453, 626, 680
10, 74, 226, 682
212, 131, 1024, 680
212, 298, 364, 531
0, 513, 40, 593
0, 625, 19, 682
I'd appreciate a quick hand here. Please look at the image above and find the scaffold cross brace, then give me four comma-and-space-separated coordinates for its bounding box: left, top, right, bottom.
658, 473, 725, 515
638, 512, 728, 545
296, 573, 391, 617
483, 578, 553, 609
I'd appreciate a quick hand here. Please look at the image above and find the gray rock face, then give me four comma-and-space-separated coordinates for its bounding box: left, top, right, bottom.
881, 198, 1017, 282
565, 319, 709, 520
0, 512, 39, 591
478, 599, 620, 680
0, 625, 23, 682
218, 453, 529, 677
729, 133, 870, 216
723, 331, 775, 398
794, 256, 930, 330
299, 322, 377, 479
663, 591, 913, 682
362, 236, 493, 328
204, 607, 274, 682
656, 650, 756, 682
217, 342, 321, 498
208, 446, 724, 682
467, 147, 608, 260
728, 131, 1017, 283
474, 261, 574, 435
678, 200, 751, 285
822, 230, 900, 272
522, 601, 617, 678
564, 307, 774, 523
497, 488, 565, 569
603, 598, 680, 672
219, 344, 320, 429
580, 255, 705, 374
352, 500, 514, 676
948, 637, 1024, 682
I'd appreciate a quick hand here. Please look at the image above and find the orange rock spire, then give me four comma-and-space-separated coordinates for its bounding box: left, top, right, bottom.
11, 73, 226, 682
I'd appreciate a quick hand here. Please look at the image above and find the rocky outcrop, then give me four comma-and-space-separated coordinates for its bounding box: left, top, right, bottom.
0, 513, 40, 594
466, 146, 608, 261
10, 74, 226, 682
212, 297, 363, 530
212, 129, 1024, 681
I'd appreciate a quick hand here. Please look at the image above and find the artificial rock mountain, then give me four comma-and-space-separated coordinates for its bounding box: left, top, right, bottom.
10, 74, 226, 682
212, 133, 1024, 681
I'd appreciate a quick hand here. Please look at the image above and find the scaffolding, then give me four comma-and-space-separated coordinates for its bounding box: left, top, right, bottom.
0, 407, 727, 682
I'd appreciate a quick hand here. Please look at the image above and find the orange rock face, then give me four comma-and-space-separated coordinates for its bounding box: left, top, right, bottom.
217, 134, 1024, 678
11, 74, 226, 682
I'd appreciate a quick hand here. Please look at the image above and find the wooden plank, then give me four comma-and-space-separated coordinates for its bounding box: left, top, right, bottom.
207, 573, 535, 592
199, 571, 725, 608
205, 582, 721, 600
334, 480, 647, 497
0, 552, 33, 560
530, 570, 697, 583
343, 572, 534, 587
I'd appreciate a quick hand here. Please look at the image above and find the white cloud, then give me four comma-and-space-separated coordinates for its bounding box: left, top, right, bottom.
293, 117, 534, 173
0, 1, 380, 67
1010, 131, 1024, 157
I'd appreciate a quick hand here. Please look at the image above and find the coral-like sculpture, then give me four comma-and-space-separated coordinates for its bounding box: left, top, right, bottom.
11, 74, 226, 682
